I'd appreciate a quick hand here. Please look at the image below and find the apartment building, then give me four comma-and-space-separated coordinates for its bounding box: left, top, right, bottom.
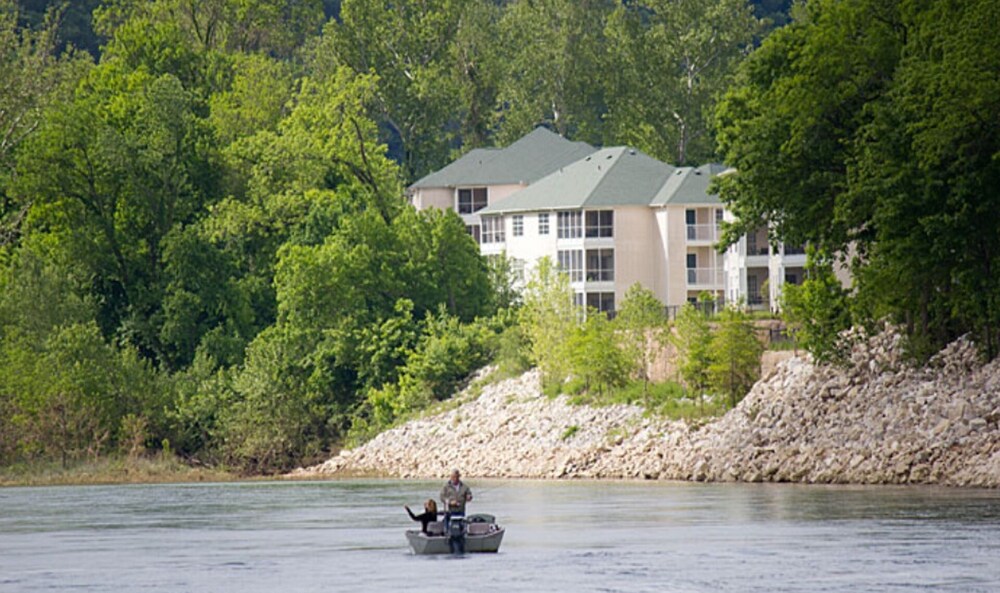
408, 127, 595, 242
411, 127, 813, 314
475, 147, 730, 313
723, 224, 807, 312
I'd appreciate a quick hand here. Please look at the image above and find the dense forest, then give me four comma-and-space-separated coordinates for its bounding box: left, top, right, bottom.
1, 0, 997, 474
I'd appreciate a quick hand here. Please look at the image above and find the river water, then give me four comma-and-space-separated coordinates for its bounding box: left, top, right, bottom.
1, 479, 999, 593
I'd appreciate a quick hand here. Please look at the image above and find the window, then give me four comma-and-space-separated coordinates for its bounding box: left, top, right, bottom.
511, 258, 525, 282
586, 248, 614, 282
686, 253, 697, 284
466, 224, 481, 245
715, 209, 724, 224
747, 275, 763, 305
557, 249, 583, 282
512, 215, 524, 237
482, 216, 505, 243
573, 292, 585, 308
538, 213, 549, 235
557, 211, 582, 238
457, 187, 488, 214
585, 210, 613, 238
586, 292, 615, 313
747, 229, 769, 255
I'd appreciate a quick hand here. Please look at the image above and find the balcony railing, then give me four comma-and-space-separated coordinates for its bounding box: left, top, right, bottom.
686, 267, 724, 287
686, 223, 721, 242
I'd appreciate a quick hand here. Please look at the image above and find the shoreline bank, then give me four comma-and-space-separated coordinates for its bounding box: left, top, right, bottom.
0, 456, 238, 488
295, 330, 1000, 488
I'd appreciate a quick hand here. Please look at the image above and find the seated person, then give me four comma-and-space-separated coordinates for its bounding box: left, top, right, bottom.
404, 499, 439, 534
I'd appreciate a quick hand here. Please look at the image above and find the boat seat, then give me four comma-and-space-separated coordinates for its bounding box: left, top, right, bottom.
426, 521, 445, 536
467, 522, 490, 536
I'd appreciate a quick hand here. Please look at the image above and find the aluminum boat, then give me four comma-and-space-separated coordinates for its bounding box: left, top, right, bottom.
405, 514, 504, 555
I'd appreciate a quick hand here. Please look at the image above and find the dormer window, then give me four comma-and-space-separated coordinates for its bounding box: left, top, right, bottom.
457, 188, 488, 214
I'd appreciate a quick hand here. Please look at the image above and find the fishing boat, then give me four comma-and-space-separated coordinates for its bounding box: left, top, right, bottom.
405, 513, 505, 555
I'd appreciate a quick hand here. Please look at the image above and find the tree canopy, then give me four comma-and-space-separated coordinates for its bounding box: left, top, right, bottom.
715, 0, 1000, 359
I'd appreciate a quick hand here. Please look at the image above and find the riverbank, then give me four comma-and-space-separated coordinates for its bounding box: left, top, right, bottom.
295, 329, 1000, 487
0, 455, 237, 487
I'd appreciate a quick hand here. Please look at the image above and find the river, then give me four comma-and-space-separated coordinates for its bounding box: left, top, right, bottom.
1, 480, 999, 592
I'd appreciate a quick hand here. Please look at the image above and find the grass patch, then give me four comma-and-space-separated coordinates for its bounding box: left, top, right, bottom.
569, 379, 729, 421
560, 425, 580, 441
0, 454, 237, 487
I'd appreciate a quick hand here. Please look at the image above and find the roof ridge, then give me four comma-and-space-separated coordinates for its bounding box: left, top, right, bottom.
584, 147, 632, 206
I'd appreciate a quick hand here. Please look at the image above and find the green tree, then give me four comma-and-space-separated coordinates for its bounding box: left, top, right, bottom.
520, 257, 576, 392
159, 225, 257, 369
604, 0, 760, 164
780, 247, 851, 363
672, 303, 713, 408
567, 311, 630, 398
716, 0, 1000, 359
714, 0, 904, 250
16, 0, 104, 58
312, 0, 477, 180
208, 53, 296, 147
394, 207, 492, 322
217, 325, 334, 473
447, 0, 504, 150
486, 251, 521, 311
494, 0, 613, 146
615, 283, 668, 396
14, 66, 221, 360
708, 306, 763, 408
0, 1, 89, 246
95, 0, 325, 60
847, 0, 1000, 359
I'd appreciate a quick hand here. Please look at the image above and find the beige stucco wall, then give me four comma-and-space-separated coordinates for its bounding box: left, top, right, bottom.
486, 184, 526, 206
412, 187, 453, 211
611, 206, 663, 306
660, 207, 690, 309
411, 183, 527, 216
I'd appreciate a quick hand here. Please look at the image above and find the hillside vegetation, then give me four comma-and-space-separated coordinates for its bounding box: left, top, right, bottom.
1, 0, 997, 477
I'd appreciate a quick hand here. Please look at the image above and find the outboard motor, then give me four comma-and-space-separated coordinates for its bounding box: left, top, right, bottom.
447, 516, 466, 554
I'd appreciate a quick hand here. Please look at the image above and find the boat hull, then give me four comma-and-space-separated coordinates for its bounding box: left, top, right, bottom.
405, 528, 505, 555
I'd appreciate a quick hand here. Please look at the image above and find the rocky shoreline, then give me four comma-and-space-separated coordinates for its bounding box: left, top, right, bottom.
295, 330, 1000, 487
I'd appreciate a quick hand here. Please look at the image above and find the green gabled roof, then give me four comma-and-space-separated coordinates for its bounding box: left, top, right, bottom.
650, 163, 729, 206
408, 127, 596, 190
479, 147, 676, 214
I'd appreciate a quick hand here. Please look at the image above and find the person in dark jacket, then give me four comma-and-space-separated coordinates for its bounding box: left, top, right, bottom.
404, 499, 439, 534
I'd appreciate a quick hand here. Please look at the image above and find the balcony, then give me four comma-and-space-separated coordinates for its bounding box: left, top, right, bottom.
686, 267, 724, 287
686, 224, 721, 243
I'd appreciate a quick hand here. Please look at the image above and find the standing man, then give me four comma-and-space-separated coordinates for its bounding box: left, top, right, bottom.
440, 469, 473, 530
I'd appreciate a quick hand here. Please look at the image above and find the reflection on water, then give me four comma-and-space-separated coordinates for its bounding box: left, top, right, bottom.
1, 480, 999, 592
